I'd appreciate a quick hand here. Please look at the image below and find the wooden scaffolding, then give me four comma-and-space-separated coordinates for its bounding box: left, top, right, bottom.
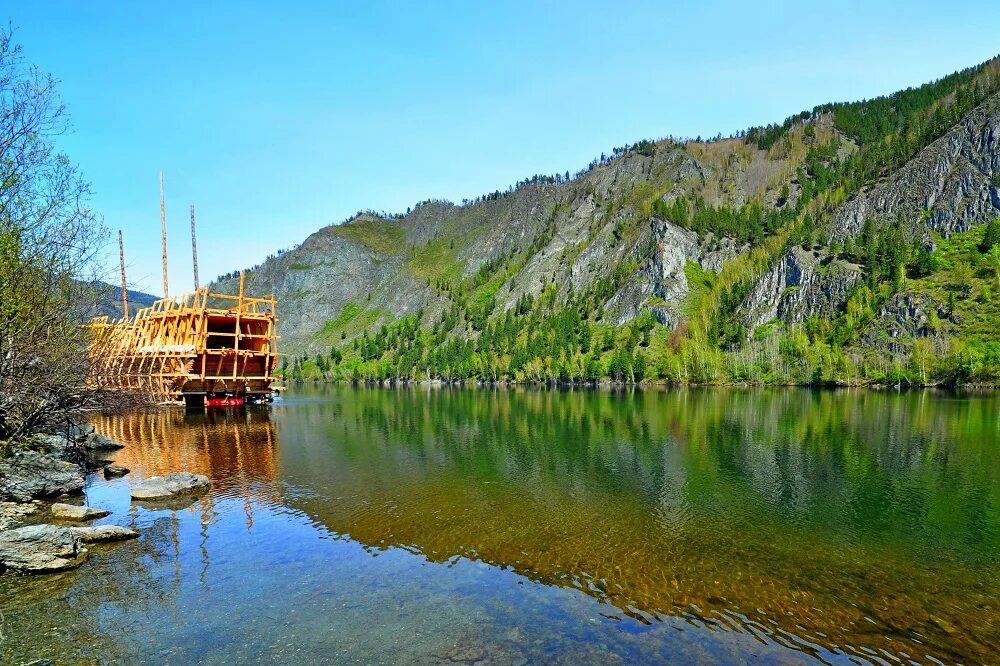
88, 275, 279, 404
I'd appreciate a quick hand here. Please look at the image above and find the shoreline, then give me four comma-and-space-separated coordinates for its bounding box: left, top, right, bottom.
0, 428, 205, 575
279, 378, 1000, 391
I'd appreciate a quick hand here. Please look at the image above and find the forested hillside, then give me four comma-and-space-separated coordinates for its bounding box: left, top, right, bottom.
215, 55, 1000, 386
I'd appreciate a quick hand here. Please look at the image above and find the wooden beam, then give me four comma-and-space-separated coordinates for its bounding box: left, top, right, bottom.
190, 204, 200, 290
160, 171, 169, 298
118, 229, 129, 319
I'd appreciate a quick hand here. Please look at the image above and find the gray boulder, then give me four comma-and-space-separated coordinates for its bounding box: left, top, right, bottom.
0, 450, 86, 502
68, 525, 139, 543
82, 432, 124, 451
131, 472, 210, 500
103, 464, 130, 478
50, 503, 111, 521
0, 524, 88, 573
25, 433, 73, 454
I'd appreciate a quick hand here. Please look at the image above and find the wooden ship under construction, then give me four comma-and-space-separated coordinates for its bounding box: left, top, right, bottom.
88, 174, 279, 408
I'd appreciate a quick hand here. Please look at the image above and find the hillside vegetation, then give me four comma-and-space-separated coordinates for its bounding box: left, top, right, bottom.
214, 55, 1000, 386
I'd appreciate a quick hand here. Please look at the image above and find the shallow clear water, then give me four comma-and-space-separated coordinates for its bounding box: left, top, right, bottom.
2, 386, 999, 664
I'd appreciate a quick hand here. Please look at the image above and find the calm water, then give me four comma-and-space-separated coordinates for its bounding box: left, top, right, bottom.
1, 386, 999, 664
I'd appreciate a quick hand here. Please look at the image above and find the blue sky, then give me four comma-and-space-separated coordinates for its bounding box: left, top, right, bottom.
7, 1, 1000, 295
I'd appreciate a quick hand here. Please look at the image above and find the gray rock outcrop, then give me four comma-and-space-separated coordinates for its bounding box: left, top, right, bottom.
741, 247, 864, 331
0, 524, 88, 573
0, 450, 86, 502
131, 472, 210, 500
830, 94, 1000, 242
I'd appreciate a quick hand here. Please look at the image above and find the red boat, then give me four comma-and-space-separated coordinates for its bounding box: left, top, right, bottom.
205, 395, 245, 408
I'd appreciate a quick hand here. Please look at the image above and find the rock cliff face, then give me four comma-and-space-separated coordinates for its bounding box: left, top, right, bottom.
831, 95, 1000, 242
216, 133, 808, 351
741, 247, 863, 330
861, 293, 948, 354
604, 220, 748, 328
737, 96, 1000, 335
211, 75, 1000, 358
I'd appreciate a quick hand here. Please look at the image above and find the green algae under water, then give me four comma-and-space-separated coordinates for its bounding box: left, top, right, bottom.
2, 386, 999, 664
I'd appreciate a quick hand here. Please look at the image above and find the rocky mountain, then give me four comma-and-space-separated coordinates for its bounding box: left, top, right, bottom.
214, 55, 1000, 386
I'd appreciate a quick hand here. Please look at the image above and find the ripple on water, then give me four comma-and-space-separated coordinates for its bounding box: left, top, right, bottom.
2, 386, 998, 664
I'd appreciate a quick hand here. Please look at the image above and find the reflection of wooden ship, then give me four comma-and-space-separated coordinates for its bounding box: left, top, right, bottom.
88, 275, 279, 407
91, 408, 279, 485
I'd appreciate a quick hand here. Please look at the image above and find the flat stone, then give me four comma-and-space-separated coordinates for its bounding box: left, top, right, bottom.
131, 472, 210, 500
0, 450, 86, 502
103, 464, 130, 479
68, 525, 139, 543
0, 524, 88, 573
50, 502, 111, 521
0, 501, 42, 530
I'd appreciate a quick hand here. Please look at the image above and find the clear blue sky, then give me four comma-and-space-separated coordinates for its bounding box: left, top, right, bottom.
8, 1, 1000, 295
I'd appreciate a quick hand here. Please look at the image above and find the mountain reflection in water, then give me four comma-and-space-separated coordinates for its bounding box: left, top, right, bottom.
0, 386, 997, 665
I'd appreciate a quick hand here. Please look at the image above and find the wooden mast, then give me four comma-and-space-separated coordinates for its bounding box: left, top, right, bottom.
190, 204, 200, 290
118, 229, 129, 319
160, 171, 169, 298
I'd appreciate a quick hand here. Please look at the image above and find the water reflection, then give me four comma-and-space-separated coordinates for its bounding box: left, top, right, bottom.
276, 386, 1000, 662
0, 387, 997, 664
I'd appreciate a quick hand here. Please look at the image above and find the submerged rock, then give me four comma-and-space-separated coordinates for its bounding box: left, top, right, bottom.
0, 501, 42, 530
50, 503, 111, 522
68, 525, 139, 543
103, 464, 130, 479
0, 450, 86, 502
131, 472, 210, 501
0, 524, 88, 573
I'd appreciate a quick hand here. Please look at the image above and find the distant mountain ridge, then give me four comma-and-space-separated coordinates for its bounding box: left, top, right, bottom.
213, 54, 1000, 385
89, 281, 159, 319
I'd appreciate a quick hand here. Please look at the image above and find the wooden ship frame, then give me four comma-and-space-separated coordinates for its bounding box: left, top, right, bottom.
88, 176, 279, 408
89, 276, 279, 408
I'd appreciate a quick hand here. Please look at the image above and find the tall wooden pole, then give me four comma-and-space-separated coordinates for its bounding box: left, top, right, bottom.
118, 229, 129, 319
160, 171, 169, 298
190, 204, 200, 290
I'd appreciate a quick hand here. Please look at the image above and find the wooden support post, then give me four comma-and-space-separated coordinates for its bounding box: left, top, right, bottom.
160, 171, 169, 298
118, 229, 129, 319
190, 204, 200, 290
233, 271, 244, 383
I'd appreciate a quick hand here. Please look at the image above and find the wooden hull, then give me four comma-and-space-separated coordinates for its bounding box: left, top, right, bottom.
88, 286, 279, 402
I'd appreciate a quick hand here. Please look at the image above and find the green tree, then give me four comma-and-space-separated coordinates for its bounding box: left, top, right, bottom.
0, 30, 107, 440
988, 245, 1000, 291
981, 219, 1000, 253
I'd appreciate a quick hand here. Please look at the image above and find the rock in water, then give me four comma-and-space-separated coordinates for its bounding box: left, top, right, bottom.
0, 450, 86, 502
131, 472, 210, 500
0, 524, 88, 573
103, 464, 130, 479
82, 432, 125, 451
68, 525, 139, 543
50, 503, 111, 521
0, 501, 42, 530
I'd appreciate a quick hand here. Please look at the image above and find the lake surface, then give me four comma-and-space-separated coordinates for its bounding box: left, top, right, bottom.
2, 386, 999, 664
